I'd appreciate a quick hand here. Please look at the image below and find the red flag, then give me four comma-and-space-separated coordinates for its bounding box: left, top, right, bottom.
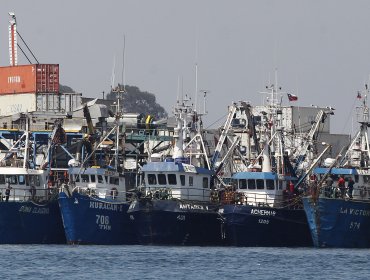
287, 93, 298, 102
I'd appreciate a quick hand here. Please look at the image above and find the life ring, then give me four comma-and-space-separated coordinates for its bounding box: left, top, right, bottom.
360, 186, 366, 198
110, 187, 118, 198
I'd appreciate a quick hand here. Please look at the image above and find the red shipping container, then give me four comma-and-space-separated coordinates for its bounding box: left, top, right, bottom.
0, 64, 59, 95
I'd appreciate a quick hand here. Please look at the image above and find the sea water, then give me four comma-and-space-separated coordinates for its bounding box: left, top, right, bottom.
0, 245, 369, 280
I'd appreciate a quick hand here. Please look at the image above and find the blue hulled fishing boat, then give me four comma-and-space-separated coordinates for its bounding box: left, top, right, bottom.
58, 168, 136, 245
0, 125, 65, 244
302, 86, 370, 248
58, 95, 137, 245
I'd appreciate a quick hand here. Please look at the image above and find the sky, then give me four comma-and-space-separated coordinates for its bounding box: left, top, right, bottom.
1, 0, 370, 134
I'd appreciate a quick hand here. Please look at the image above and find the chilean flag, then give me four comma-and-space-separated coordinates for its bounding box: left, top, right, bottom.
287, 93, 298, 102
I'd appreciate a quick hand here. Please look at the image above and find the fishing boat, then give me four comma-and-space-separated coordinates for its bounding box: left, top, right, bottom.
302, 86, 370, 248
127, 97, 223, 245
0, 125, 65, 244
58, 94, 137, 245
220, 83, 316, 247
58, 168, 136, 245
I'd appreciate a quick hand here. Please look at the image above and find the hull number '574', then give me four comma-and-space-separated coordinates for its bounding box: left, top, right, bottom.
96, 215, 111, 231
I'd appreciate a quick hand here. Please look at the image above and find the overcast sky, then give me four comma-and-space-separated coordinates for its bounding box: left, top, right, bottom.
1, 0, 370, 134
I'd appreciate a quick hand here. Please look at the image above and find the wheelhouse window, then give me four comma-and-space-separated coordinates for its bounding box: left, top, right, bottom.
6, 175, 17, 184
18, 175, 25, 185
90, 175, 96, 183
29, 175, 35, 186
35, 176, 41, 187
189, 176, 193, 186
180, 175, 185, 186
203, 177, 209, 189
97, 175, 104, 183
266, 180, 275, 190
256, 179, 264, 190
0, 175, 5, 184
239, 179, 247, 189
81, 174, 89, 183
148, 174, 157, 185
168, 174, 177, 185
364, 176, 370, 183
158, 174, 167, 185
248, 179, 256, 189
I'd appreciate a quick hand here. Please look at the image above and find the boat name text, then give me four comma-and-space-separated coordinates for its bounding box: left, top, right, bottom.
250, 209, 276, 216
339, 207, 370, 216
89, 202, 123, 212
19, 206, 49, 214
179, 203, 208, 210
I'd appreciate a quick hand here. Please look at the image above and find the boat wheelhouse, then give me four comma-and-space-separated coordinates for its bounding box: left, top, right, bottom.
140, 161, 213, 202
232, 171, 297, 207
66, 167, 126, 200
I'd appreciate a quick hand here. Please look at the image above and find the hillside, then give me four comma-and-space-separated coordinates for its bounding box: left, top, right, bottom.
106, 84, 168, 119
60, 83, 168, 119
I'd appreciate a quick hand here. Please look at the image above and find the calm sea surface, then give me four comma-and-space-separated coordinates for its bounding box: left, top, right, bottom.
0, 245, 369, 280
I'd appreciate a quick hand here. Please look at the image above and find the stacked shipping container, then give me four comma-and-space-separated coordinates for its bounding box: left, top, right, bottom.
0, 64, 81, 116
0, 64, 59, 94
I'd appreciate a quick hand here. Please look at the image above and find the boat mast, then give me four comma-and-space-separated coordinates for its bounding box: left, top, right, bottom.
23, 116, 29, 168
260, 69, 286, 174
342, 85, 370, 167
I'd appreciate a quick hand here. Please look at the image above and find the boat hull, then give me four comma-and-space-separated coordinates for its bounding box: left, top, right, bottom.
128, 199, 224, 245
222, 204, 312, 247
302, 197, 370, 248
58, 192, 136, 245
0, 199, 65, 244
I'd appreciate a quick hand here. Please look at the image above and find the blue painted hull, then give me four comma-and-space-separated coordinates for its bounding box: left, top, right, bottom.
302, 197, 370, 248
0, 199, 65, 244
128, 199, 224, 245
58, 192, 136, 245
222, 204, 312, 247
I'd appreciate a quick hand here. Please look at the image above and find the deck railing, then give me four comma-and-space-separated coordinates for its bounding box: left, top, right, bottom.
139, 185, 211, 202
60, 183, 131, 201
220, 190, 303, 209
0, 186, 58, 202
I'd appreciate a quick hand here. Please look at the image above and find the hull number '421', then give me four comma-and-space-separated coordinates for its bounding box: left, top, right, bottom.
177, 215, 186, 221
96, 215, 111, 231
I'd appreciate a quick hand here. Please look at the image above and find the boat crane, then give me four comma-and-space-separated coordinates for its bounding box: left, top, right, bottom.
293, 108, 334, 176
210, 103, 237, 170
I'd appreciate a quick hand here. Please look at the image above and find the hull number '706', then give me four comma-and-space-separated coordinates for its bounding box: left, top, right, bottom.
96, 215, 111, 231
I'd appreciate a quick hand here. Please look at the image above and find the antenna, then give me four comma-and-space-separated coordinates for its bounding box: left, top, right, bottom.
195, 63, 198, 112
121, 35, 126, 92
111, 55, 116, 90
177, 75, 180, 102
8, 12, 17, 66
194, 40, 199, 112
